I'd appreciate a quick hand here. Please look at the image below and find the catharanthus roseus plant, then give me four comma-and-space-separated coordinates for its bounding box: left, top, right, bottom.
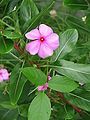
0, 0, 90, 120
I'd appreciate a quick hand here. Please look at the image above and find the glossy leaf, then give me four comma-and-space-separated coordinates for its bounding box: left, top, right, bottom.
22, 67, 47, 86
9, 64, 27, 105
55, 60, 90, 83
28, 92, 51, 120
48, 76, 78, 93
51, 29, 78, 62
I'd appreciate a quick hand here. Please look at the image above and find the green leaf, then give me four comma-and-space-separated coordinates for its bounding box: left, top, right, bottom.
65, 93, 90, 112
48, 76, 78, 93
28, 92, 51, 120
64, 0, 88, 10
0, 33, 13, 54
9, 63, 27, 105
22, 67, 47, 86
2, 30, 23, 40
23, 0, 55, 33
19, 104, 28, 118
51, 29, 78, 62
55, 60, 90, 83
20, 0, 39, 23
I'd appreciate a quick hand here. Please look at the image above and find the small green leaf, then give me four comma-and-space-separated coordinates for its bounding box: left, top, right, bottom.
22, 67, 47, 86
51, 29, 78, 62
48, 76, 78, 93
28, 92, 51, 120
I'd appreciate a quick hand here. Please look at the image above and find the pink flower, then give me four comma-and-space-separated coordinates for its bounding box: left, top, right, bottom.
0, 69, 10, 82
38, 83, 48, 91
25, 24, 59, 58
38, 75, 51, 91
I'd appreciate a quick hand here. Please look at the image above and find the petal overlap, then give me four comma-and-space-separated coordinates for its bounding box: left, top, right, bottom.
26, 40, 40, 55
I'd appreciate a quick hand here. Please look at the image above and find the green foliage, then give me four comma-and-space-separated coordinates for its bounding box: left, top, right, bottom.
23, 0, 55, 33
20, 0, 39, 24
0, 0, 90, 120
28, 92, 51, 120
51, 29, 78, 62
48, 76, 78, 92
2, 30, 23, 40
22, 67, 47, 86
0, 108, 18, 120
65, 92, 90, 111
55, 60, 90, 83
9, 63, 27, 105
64, 0, 88, 10
0, 32, 13, 54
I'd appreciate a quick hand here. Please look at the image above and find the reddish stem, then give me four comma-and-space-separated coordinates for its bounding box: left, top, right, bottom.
14, 42, 23, 54
57, 92, 81, 113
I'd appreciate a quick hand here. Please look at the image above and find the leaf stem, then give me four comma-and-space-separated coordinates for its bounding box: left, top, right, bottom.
10, 52, 23, 62
0, 19, 15, 30
28, 87, 37, 96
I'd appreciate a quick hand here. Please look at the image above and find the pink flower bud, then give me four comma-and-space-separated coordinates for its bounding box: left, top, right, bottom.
0, 69, 10, 82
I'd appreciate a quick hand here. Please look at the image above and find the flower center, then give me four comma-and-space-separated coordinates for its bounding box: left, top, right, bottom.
40, 37, 45, 42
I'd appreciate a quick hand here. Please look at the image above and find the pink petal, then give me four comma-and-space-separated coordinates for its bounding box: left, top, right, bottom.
46, 33, 59, 50
2, 73, 9, 80
38, 83, 48, 91
48, 75, 51, 81
39, 24, 53, 37
38, 43, 53, 58
25, 28, 40, 40
26, 40, 40, 55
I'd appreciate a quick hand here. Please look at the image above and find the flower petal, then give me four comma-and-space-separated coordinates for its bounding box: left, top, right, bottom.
2, 74, 9, 80
38, 43, 53, 58
38, 83, 48, 91
39, 24, 53, 37
46, 33, 59, 50
26, 40, 40, 55
25, 28, 40, 40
